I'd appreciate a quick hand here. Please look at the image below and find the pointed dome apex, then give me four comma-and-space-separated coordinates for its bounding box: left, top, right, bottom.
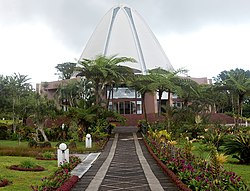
80, 5, 174, 74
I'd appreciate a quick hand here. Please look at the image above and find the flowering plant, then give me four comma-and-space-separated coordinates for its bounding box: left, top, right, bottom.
146, 130, 248, 191
31, 156, 81, 191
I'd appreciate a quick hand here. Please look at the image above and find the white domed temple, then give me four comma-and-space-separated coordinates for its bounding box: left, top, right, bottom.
37, 5, 211, 126
78, 4, 176, 125
79, 4, 174, 74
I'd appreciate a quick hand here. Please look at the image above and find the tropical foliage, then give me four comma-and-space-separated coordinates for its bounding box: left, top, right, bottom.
223, 132, 250, 164
146, 129, 249, 191
75, 55, 136, 106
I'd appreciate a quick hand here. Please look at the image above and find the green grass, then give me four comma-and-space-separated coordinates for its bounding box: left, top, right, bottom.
0, 140, 29, 148
0, 119, 16, 125
0, 140, 106, 154
0, 156, 58, 191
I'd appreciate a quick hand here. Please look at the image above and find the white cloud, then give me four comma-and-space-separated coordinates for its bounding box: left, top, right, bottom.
158, 24, 250, 79
0, 23, 78, 86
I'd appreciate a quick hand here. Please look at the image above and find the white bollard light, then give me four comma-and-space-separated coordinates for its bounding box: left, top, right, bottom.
57, 143, 69, 167
85, 134, 92, 148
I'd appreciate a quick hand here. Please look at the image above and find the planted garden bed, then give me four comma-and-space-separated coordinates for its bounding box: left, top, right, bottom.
144, 129, 249, 191
31, 156, 81, 191
0, 178, 11, 187
9, 165, 45, 171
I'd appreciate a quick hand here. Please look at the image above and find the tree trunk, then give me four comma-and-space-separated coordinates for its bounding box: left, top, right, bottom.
142, 94, 148, 122
37, 123, 49, 142
158, 90, 163, 117
106, 84, 113, 109
167, 89, 171, 107
12, 98, 16, 134
236, 94, 244, 126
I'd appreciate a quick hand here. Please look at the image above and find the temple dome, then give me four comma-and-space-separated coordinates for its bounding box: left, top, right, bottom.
79, 4, 174, 74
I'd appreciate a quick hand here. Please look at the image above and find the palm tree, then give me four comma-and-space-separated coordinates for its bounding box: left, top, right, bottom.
105, 64, 135, 109
215, 68, 250, 125
175, 77, 200, 108
76, 55, 136, 106
148, 68, 186, 115
225, 69, 250, 125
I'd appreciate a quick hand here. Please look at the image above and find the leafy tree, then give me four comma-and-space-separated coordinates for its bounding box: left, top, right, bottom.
148, 68, 186, 115
55, 62, 77, 80
0, 75, 12, 115
31, 94, 59, 142
214, 68, 250, 125
5, 73, 33, 133
197, 84, 229, 113
175, 77, 199, 108
76, 55, 136, 106
55, 78, 94, 110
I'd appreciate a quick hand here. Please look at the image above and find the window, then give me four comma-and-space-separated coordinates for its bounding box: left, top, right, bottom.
125, 101, 130, 114
136, 101, 142, 114
119, 102, 124, 114
110, 101, 142, 114
112, 87, 136, 99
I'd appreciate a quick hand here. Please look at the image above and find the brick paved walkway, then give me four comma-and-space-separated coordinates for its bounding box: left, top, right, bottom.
72, 126, 179, 191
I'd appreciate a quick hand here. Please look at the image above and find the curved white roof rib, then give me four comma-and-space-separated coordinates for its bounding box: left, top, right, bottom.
79, 4, 174, 74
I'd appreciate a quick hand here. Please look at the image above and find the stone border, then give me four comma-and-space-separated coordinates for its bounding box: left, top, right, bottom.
56, 175, 79, 191
142, 138, 192, 191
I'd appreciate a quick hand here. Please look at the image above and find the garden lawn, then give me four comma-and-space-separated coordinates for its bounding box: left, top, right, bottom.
0, 156, 58, 191
0, 140, 105, 154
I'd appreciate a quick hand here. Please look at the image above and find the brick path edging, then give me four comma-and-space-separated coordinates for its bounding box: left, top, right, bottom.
142, 137, 192, 191
56, 175, 79, 191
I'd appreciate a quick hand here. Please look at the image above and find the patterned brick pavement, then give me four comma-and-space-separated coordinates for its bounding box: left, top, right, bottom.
72, 126, 179, 191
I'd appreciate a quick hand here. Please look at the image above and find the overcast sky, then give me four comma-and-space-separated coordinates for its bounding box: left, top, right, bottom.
0, 0, 250, 86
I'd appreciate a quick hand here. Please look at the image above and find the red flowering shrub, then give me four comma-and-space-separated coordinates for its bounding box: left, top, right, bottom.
31, 156, 81, 191
145, 131, 249, 191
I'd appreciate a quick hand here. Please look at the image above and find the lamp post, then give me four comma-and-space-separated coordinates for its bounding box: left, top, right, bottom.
57, 143, 69, 167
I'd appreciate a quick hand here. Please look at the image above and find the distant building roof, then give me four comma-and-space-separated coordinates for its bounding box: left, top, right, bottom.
190, 77, 212, 84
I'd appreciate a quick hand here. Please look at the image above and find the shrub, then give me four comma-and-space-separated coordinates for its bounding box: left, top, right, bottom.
31, 156, 81, 191
91, 131, 108, 142
42, 151, 54, 159
0, 125, 8, 140
203, 127, 226, 150
223, 132, 250, 164
41, 141, 52, 148
28, 139, 37, 148
20, 160, 36, 169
